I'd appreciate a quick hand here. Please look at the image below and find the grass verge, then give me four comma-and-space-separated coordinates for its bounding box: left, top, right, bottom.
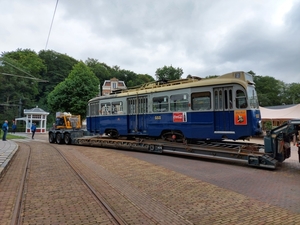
5, 133, 27, 140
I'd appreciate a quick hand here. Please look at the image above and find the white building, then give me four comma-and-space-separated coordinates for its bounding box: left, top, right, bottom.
102, 77, 127, 95
15, 106, 49, 133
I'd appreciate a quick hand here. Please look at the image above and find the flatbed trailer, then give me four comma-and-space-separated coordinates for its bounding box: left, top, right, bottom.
72, 136, 278, 168
49, 120, 300, 170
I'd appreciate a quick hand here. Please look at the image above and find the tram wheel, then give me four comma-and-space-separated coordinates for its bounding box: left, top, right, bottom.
162, 131, 185, 142
107, 129, 119, 139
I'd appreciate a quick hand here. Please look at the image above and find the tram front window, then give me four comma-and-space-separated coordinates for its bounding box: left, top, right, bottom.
236, 90, 248, 109
247, 87, 259, 109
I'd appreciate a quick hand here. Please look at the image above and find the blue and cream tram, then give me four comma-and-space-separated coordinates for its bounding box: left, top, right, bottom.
86, 71, 262, 141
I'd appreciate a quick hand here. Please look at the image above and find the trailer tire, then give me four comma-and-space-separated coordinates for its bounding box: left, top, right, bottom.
149, 145, 155, 151
56, 133, 64, 144
49, 133, 55, 143
64, 133, 71, 145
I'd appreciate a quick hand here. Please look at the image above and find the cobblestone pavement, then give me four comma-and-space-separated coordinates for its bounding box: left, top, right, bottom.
1, 134, 300, 224
67, 144, 300, 225
120, 145, 300, 214
0, 142, 118, 225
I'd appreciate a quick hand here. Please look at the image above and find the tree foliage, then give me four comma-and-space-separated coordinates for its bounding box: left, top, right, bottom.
254, 74, 284, 106
281, 83, 300, 104
155, 65, 183, 81
86, 58, 155, 90
0, 49, 46, 121
38, 50, 78, 109
47, 62, 99, 119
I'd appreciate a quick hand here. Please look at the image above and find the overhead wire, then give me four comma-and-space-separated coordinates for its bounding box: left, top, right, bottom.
0, 72, 48, 82
45, 0, 59, 50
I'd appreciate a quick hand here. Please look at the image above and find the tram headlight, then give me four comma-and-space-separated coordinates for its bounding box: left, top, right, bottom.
258, 120, 262, 128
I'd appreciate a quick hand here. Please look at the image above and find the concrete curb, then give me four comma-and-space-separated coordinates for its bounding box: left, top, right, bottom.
0, 141, 19, 177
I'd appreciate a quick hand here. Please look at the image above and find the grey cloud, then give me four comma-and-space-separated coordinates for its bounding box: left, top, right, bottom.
1, 0, 299, 82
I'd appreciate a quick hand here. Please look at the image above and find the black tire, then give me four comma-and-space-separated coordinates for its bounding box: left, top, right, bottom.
49, 133, 55, 143
64, 133, 71, 145
56, 133, 64, 144
149, 145, 155, 151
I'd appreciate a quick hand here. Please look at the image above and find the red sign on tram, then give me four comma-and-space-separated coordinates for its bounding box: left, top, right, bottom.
173, 112, 187, 122
234, 110, 247, 125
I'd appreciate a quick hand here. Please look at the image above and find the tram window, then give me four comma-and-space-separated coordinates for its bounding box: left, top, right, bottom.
112, 101, 123, 114
96, 102, 99, 115
191, 92, 211, 110
86, 104, 90, 117
90, 102, 99, 116
214, 90, 218, 110
170, 94, 189, 111
153, 96, 169, 112
248, 88, 259, 109
138, 97, 148, 114
224, 89, 233, 110
219, 90, 223, 109
100, 102, 111, 115
236, 90, 248, 109
128, 98, 136, 114
229, 90, 233, 109
90, 103, 93, 116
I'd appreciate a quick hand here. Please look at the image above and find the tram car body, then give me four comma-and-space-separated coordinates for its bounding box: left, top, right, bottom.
86, 71, 262, 141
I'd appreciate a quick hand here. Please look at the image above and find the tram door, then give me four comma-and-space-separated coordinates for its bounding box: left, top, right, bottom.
127, 96, 148, 134
213, 87, 234, 133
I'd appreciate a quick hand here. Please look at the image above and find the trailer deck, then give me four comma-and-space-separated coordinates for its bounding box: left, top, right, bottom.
73, 136, 278, 169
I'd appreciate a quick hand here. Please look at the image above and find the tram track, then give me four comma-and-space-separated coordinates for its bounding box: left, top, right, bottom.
10, 142, 31, 225
8, 140, 191, 225
9, 141, 128, 225
51, 144, 127, 225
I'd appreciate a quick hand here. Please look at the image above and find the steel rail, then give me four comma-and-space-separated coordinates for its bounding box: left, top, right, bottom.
10, 143, 31, 225
52, 145, 127, 225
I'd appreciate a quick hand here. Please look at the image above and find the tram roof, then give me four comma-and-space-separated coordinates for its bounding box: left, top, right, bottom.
89, 71, 253, 102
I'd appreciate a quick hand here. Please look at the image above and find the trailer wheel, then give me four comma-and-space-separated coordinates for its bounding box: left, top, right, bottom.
49, 133, 55, 143
64, 133, 71, 145
56, 133, 64, 144
149, 145, 155, 151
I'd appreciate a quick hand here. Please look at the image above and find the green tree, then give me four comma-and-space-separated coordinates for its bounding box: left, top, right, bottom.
254, 75, 284, 106
155, 65, 183, 81
281, 83, 300, 104
0, 49, 46, 121
47, 62, 99, 119
136, 74, 155, 84
85, 58, 156, 89
85, 58, 111, 91
38, 50, 78, 109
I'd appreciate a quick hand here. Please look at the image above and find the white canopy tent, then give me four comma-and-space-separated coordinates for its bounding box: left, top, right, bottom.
260, 104, 300, 129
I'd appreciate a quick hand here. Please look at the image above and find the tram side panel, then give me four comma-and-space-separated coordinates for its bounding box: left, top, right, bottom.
88, 111, 260, 141
87, 109, 260, 141
87, 116, 100, 134
146, 111, 218, 140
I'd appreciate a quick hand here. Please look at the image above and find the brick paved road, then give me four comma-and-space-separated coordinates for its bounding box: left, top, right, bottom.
1, 135, 300, 224
120, 146, 300, 213
67, 143, 300, 224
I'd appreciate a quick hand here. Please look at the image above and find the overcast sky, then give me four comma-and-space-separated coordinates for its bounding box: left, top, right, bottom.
1, 0, 300, 83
